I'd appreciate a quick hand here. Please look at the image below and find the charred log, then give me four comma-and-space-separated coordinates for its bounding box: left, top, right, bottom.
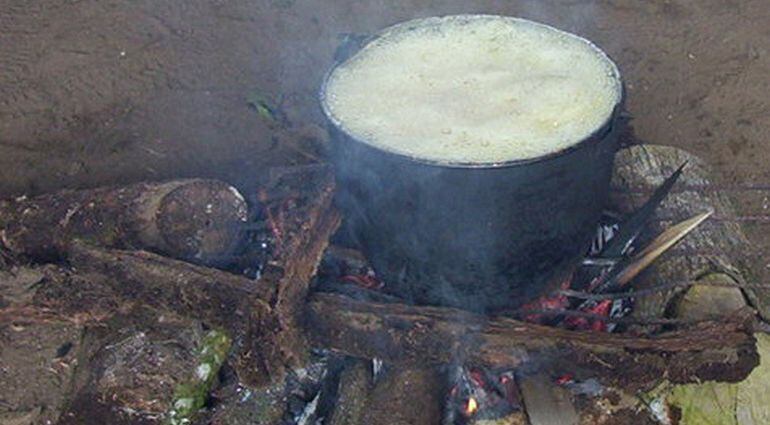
251, 164, 340, 315
306, 293, 757, 390
327, 360, 373, 425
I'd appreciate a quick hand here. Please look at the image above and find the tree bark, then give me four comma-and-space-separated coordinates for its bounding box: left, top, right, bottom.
0, 179, 248, 266
67, 244, 282, 386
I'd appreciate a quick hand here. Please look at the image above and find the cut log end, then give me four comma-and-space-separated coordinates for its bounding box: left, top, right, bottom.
151, 180, 249, 265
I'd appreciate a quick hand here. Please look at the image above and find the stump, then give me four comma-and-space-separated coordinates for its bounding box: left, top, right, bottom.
609, 145, 769, 322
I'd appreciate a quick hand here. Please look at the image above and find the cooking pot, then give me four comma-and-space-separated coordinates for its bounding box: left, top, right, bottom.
320, 16, 623, 312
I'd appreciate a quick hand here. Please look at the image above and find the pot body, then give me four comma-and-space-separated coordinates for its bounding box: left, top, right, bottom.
328, 117, 620, 312
321, 16, 623, 312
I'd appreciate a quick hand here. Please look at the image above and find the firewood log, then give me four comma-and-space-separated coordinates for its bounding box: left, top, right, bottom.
327, 360, 372, 425
518, 373, 579, 425
306, 293, 756, 390
66, 244, 284, 386
0, 179, 248, 266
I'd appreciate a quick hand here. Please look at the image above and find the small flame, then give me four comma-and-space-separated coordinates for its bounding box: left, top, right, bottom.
466, 397, 478, 415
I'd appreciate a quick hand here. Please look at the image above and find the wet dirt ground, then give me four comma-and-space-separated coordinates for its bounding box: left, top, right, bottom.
1, 1, 768, 256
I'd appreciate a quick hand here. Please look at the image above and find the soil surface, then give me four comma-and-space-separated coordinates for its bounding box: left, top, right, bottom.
1, 1, 769, 251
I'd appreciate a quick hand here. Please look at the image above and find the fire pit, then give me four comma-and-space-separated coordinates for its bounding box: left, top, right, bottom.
0, 144, 762, 424
0, 15, 767, 425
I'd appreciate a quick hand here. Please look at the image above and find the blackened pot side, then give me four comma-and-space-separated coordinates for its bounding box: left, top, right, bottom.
326, 115, 619, 313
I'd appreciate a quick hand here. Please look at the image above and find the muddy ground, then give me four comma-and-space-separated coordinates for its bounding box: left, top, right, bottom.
1, 1, 769, 251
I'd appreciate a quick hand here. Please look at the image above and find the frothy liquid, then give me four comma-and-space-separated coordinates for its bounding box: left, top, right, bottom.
322, 15, 622, 164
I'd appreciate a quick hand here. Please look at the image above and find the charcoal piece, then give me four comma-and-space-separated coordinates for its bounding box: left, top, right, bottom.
444, 366, 524, 425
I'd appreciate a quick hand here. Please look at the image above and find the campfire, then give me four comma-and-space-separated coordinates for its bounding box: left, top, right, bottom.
0, 144, 763, 424
1, 13, 767, 425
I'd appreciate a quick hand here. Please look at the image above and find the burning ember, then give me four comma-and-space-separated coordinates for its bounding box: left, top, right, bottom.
339, 272, 383, 290
444, 366, 522, 424
516, 163, 691, 332
465, 397, 478, 416
516, 216, 634, 332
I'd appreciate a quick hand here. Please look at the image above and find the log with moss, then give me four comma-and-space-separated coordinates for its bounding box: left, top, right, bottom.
0, 179, 248, 266
56, 308, 230, 425
66, 166, 338, 387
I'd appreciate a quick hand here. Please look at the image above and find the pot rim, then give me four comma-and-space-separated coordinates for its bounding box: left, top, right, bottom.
319, 14, 624, 169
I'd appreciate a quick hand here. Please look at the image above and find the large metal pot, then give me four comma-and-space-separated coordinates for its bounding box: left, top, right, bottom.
320, 18, 623, 313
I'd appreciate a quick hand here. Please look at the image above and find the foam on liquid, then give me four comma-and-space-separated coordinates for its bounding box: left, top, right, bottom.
322, 15, 622, 164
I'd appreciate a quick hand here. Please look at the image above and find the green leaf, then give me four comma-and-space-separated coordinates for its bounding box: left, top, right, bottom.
246, 91, 277, 122
736, 333, 770, 425
669, 381, 737, 425
664, 333, 770, 425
